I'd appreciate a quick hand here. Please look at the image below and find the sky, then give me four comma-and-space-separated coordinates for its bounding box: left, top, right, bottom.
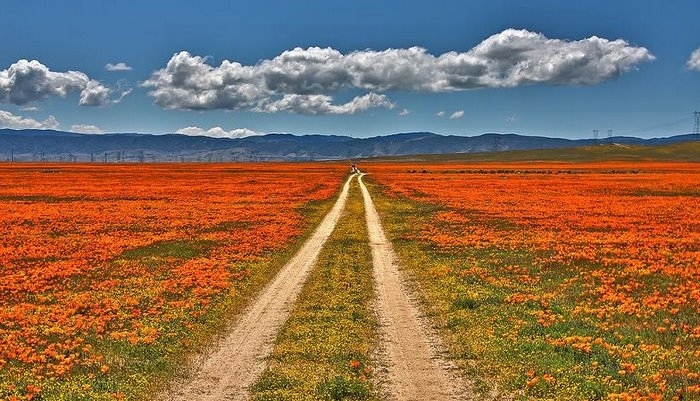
1, 0, 700, 139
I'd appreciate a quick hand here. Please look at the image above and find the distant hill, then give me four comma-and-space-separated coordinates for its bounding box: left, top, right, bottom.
0, 128, 697, 162
367, 141, 700, 163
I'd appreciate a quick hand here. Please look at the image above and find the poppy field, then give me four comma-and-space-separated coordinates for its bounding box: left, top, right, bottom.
0, 163, 345, 400
366, 162, 700, 400
2, 158, 699, 401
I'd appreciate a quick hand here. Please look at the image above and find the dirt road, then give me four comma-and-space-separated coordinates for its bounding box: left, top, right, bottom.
359, 175, 470, 400
165, 174, 356, 401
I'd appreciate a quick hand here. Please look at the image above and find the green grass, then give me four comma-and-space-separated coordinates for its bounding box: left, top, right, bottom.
251, 178, 380, 401
363, 141, 700, 163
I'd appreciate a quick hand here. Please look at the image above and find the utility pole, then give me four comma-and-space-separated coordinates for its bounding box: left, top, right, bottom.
607, 129, 613, 145
694, 111, 700, 141
593, 129, 599, 145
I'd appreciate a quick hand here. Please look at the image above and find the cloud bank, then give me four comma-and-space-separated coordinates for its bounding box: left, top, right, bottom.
0, 59, 119, 106
176, 126, 260, 138
0, 109, 59, 130
144, 29, 654, 114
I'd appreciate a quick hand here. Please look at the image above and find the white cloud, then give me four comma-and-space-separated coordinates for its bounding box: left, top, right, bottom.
0, 109, 59, 130
144, 29, 653, 113
70, 124, 103, 134
0, 59, 113, 106
687, 48, 700, 71
254, 92, 393, 114
398, 108, 410, 116
437, 111, 445, 117
109, 88, 132, 105
105, 62, 132, 72
176, 126, 260, 138
20, 106, 39, 112
79, 80, 111, 106
449, 110, 464, 119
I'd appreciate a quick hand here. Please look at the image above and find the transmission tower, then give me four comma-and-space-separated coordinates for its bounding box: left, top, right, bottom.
607, 129, 613, 145
593, 129, 599, 145
694, 111, 700, 140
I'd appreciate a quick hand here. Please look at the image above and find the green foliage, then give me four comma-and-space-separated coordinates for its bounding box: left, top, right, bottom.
317, 376, 371, 400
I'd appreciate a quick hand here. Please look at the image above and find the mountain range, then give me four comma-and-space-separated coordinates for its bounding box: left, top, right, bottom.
0, 129, 697, 162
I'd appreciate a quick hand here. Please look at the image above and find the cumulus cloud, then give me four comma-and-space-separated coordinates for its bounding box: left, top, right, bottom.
176, 126, 260, 138
143, 29, 653, 114
398, 108, 410, 116
687, 48, 700, 71
449, 110, 464, 119
0, 109, 59, 130
105, 62, 132, 72
20, 106, 39, 112
70, 124, 104, 134
0, 59, 115, 106
79, 80, 111, 106
437, 111, 445, 117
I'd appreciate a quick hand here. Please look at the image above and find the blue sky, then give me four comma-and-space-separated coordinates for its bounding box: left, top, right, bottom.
1, 0, 699, 139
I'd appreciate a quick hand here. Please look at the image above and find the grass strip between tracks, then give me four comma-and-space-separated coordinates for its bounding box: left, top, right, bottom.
251, 178, 380, 401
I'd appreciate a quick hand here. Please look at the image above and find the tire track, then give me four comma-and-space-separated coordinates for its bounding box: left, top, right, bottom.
164, 174, 356, 401
359, 174, 470, 401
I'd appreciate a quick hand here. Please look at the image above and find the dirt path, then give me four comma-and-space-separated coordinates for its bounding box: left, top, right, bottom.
165, 174, 356, 401
359, 175, 470, 401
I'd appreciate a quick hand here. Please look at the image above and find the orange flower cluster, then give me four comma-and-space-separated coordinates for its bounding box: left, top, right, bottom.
368, 161, 700, 399
0, 163, 344, 398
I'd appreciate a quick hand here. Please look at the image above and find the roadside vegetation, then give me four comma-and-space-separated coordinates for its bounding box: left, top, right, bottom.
0, 164, 344, 401
366, 161, 700, 400
251, 179, 380, 401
